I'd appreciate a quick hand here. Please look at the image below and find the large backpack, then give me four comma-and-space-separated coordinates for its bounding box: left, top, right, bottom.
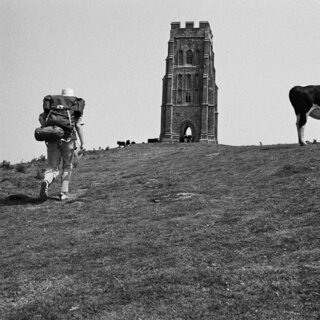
42, 95, 85, 139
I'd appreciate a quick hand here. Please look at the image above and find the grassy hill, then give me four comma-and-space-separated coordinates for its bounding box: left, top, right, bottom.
0, 143, 319, 320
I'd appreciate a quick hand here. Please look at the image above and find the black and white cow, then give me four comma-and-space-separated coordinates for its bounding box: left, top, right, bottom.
289, 85, 320, 146
117, 141, 126, 148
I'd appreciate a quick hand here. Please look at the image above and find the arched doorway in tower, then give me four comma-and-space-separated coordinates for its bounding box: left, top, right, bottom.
180, 122, 195, 142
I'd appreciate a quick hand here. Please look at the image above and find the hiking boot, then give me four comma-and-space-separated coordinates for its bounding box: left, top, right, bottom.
39, 181, 49, 201
59, 192, 69, 201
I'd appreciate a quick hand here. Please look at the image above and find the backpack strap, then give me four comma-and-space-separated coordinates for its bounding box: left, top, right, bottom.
45, 109, 53, 123
66, 110, 72, 128
60, 110, 74, 142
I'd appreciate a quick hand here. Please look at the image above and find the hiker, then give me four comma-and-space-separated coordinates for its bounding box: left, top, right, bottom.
38, 88, 85, 201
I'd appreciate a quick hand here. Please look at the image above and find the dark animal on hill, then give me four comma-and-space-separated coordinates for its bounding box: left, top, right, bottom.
289, 85, 320, 146
117, 141, 126, 147
148, 138, 159, 143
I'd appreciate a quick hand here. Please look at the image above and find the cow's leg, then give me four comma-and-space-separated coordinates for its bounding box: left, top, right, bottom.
296, 113, 307, 146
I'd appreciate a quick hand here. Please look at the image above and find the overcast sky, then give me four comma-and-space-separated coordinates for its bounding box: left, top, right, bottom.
1, 0, 320, 163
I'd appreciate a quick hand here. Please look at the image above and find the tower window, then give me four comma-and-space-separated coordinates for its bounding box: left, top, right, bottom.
186, 74, 192, 89
178, 74, 182, 89
177, 90, 182, 104
195, 74, 199, 90
178, 50, 183, 65
186, 50, 193, 64
186, 93, 191, 103
195, 49, 201, 65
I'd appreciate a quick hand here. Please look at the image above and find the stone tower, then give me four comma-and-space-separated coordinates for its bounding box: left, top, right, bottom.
160, 21, 218, 143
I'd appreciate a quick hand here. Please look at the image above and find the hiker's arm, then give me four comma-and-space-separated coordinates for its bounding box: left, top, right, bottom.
75, 122, 84, 149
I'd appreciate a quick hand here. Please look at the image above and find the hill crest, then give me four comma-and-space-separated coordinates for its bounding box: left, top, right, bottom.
1, 143, 319, 319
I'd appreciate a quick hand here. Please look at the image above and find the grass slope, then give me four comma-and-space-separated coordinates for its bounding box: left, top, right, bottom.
0, 143, 319, 320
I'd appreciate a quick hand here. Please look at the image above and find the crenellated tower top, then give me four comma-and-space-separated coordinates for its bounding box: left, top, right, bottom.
170, 21, 213, 39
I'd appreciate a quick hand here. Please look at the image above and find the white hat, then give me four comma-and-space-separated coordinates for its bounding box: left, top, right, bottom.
61, 88, 74, 96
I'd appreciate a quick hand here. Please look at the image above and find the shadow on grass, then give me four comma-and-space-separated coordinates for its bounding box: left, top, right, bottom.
0, 194, 73, 206
1, 194, 44, 206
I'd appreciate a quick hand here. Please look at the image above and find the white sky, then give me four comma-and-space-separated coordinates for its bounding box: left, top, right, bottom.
1, 0, 320, 163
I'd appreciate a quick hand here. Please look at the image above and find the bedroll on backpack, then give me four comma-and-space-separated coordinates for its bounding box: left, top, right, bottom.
34, 126, 65, 142
42, 95, 85, 140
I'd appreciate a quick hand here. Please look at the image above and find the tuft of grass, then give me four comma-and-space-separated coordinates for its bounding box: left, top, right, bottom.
1, 160, 13, 170
38, 154, 46, 162
15, 162, 27, 174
